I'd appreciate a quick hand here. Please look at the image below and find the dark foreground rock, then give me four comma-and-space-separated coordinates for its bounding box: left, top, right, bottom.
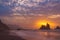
0, 20, 25, 40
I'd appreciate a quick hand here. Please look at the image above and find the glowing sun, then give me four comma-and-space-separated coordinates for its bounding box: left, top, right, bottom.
39, 22, 47, 26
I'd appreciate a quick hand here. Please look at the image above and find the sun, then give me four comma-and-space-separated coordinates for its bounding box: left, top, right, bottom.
39, 22, 47, 26
37, 20, 47, 24
36, 21, 47, 27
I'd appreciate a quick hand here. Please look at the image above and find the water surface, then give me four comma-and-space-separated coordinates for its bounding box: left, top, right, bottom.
10, 30, 60, 40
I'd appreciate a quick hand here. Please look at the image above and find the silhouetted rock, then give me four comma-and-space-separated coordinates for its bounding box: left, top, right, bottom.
0, 20, 9, 31
17, 28, 21, 30
0, 20, 9, 35
39, 23, 50, 30
45, 23, 50, 30
39, 25, 46, 30
0, 20, 26, 40
55, 26, 60, 30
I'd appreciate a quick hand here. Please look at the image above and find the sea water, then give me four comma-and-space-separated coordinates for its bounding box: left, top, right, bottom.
10, 30, 60, 40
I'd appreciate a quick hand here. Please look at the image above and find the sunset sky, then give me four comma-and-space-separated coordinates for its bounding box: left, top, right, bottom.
0, 0, 60, 29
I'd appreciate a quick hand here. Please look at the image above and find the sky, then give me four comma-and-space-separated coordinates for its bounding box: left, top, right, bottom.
0, 0, 60, 29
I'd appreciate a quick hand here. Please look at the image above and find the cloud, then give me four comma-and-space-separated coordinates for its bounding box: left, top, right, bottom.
10, 12, 44, 17
31, 0, 46, 3
48, 14, 60, 18
0, 0, 60, 16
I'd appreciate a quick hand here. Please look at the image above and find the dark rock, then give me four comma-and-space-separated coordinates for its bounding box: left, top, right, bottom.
55, 26, 60, 30
39, 23, 50, 30
0, 20, 26, 40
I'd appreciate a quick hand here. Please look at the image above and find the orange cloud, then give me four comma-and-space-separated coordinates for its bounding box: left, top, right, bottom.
48, 14, 60, 18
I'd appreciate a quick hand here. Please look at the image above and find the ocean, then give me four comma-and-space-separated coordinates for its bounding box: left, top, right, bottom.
10, 30, 60, 40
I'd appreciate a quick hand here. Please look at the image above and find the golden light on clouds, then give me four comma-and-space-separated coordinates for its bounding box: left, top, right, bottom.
48, 15, 60, 18
35, 20, 56, 29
